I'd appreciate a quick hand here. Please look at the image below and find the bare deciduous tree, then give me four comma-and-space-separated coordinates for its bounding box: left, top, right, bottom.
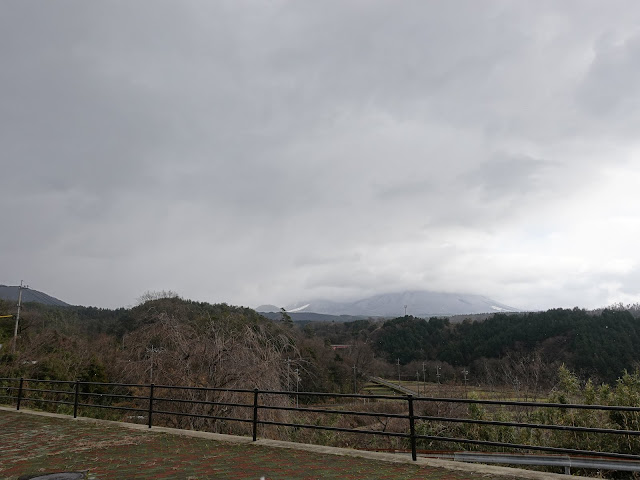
116, 312, 292, 433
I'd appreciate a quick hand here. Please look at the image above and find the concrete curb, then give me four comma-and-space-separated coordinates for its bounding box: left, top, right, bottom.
1, 406, 590, 479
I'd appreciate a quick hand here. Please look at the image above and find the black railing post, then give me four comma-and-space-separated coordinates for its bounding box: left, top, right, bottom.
252, 388, 259, 441
148, 383, 155, 428
407, 394, 417, 461
73, 380, 80, 418
16, 377, 24, 411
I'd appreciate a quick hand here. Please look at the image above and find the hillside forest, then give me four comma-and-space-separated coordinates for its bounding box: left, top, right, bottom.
1, 294, 639, 394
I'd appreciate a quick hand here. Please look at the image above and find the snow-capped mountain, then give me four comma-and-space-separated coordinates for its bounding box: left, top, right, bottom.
277, 290, 517, 317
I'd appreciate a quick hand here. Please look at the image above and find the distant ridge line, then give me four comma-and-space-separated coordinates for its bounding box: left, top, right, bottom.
0, 285, 70, 307
260, 290, 519, 317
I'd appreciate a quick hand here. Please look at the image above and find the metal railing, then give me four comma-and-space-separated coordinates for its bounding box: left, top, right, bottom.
1, 377, 639, 471
427, 452, 640, 475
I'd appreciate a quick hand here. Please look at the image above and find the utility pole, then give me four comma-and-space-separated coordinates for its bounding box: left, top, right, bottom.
422, 362, 426, 394
11, 281, 27, 355
147, 345, 163, 384
404, 305, 407, 316
295, 368, 300, 408
436, 365, 441, 384
397, 358, 401, 383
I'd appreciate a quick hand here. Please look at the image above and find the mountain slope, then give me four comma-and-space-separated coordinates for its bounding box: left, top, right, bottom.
0, 285, 70, 307
282, 290, 517, 317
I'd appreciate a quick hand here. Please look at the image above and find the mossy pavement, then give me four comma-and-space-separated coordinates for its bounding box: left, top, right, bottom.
0, 408, 578, 479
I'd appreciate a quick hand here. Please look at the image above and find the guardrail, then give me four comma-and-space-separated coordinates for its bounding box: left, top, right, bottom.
1, 377, 639, 472
429, 452, 640, 475
369, 376, 418, 395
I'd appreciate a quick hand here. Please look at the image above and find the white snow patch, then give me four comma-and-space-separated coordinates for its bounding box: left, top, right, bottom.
287, 304, 310, 313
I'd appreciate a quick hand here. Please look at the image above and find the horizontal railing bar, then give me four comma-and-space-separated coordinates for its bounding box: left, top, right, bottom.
152, 409, 253, 423
20, 398, 74, 406
153, 384, 254, 394
78, 392, 148, 401
21, 388, 74, 395
15, 379, 639, 412
414, 396, 640, 412
416, 434, 640, 461
22, 379, 75, 385
257, 419, 410, 438
76, 403, 148, 413
261, 390, 404, 401
152, 396, 253, 409
69, 381, 148, 388
259, 404, 408, 419
416, 415, 640, 436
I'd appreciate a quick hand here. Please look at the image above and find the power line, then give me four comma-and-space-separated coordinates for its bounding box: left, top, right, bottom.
27, 289, 51, 303
29, 289, 67, 307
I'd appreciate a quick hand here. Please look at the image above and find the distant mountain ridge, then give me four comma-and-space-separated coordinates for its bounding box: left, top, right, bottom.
259, 290, 517, 317
257, 311, 369, 323
0, 285, 70, 307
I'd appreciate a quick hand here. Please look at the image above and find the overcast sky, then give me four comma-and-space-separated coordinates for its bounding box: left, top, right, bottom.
2, 1, 640, 311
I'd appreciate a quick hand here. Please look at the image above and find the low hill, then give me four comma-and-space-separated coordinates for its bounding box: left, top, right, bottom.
0, 285, 70, 307
255, 304, 281, 313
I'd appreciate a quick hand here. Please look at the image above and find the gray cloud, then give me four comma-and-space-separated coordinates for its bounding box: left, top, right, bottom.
1, 1, 640, 310
462, 154, 555, 201
579, 32, 640, 118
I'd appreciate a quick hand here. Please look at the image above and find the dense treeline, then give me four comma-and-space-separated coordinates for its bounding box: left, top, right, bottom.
0, 295, 377, 395
2, 297, 640, 389
305, 307, 640, 384
448, 308, 640, 381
